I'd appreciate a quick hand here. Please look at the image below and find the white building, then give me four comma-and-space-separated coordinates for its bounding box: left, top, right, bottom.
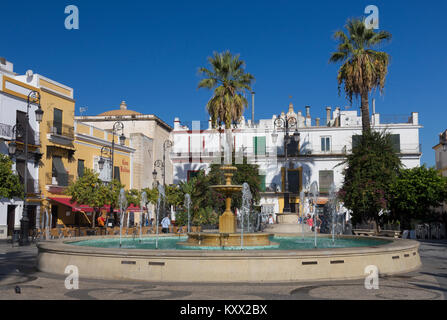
171, 103, 422, 220
0, 58, 42, 239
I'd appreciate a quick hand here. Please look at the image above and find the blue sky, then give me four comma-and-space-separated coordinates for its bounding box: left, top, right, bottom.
2, 0, 446, 166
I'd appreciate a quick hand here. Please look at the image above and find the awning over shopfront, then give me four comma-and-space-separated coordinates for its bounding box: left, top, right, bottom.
48, 197, 94, 212
48, 197, 142, 213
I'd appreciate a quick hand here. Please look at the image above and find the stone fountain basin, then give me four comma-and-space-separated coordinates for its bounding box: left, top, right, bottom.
178, 232, 276, 247
36, 234, 421, 283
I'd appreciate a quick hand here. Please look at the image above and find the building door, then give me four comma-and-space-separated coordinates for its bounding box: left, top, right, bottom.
27, 206, 36, 231
51, 205, 58, 228
7, 205, 16, 236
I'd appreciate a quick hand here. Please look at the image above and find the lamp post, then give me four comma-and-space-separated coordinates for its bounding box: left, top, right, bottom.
99, 121, 125, 227
154, 139, 172, 218
8, 90, 43, 246
272, 115, 300, 214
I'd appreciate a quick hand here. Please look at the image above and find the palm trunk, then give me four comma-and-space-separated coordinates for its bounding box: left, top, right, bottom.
361, 92, 371, 132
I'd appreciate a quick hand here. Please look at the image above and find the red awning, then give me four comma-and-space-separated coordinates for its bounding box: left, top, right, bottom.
48, 197, 94, 212
49, 197, 142, 213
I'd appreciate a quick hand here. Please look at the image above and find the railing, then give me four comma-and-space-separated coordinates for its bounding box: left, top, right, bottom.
46, 173, 74, 187
379, 114, 413, 124
0, 122, 12, 139
47, 121, 75, 139
16, 131, 41, 146
24, 178, 40, 194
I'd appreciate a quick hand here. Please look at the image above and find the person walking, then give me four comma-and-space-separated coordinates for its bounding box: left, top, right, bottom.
161, 215, 171, 234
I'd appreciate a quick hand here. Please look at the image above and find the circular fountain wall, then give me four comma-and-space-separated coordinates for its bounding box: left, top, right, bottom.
37, 234, 421, 283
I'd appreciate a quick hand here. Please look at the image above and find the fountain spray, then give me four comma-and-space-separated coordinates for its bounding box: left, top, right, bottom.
329, 183, 336, 245
156, 184, 165, 249
119, 188, 127, 248
300, 190, 305, 240
140, 191, 147, 243
310, 182, 319, 248
185, 193, 191, 233
240, 183, 252, 250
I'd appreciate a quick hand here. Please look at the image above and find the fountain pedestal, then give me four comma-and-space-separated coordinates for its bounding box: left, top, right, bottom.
182, 165, 276, 248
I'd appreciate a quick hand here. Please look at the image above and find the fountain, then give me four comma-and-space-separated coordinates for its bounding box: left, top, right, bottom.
36, 169, 422, 283
179, 165, 275, 248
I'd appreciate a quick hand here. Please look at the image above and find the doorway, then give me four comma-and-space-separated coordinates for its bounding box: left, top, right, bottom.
7, 205, 16, 237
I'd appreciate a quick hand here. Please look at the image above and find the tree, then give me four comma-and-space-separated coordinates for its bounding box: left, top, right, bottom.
208, 158, 261, 212
329, 18, 392, 132
0, 154, 23, 199
66, 169, 124, 227
337, 131, 401, 234
198, 50, 255, 129
389, 165, 447, 229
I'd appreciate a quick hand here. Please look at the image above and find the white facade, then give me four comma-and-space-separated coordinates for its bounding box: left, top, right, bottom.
171, 104, 422, 219
0, 58, 41, 238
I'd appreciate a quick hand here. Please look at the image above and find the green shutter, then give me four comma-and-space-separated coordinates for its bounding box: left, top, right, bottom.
260, 175, 266, 192
254, 136, 266, 156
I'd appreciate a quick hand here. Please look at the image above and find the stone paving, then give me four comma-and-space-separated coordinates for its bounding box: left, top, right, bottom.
0, 239, 446, 300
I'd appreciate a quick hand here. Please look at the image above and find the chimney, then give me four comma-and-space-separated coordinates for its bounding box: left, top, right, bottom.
120, 101, 127, 110
315, 118, 320, 126
305, 106, 311, 118
335, 107, 340, 127
288, 102, 295, 114
326, 107, 331, 125
0, 57, 6, 65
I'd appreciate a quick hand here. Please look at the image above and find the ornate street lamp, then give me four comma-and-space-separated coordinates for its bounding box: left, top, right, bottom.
272, 114, 300, 214
9, 90, 44, 246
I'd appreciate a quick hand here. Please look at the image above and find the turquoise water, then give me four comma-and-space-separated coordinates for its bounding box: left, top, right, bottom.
68, 235, 391, 250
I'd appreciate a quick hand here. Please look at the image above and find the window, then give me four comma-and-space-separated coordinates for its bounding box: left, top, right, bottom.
319, 170, 334, 194
187, 170, 200, 181
321, 136, 331, 152
286, 139, 299, 157
390, 134, 400, 153
253, 136, 266, 155
259, 175, 266, 192
77, 160, 84, 178
114, 166, 121, 182
53, 108, 63, 135
52, 156, 68, 186
352, 135, 361, 149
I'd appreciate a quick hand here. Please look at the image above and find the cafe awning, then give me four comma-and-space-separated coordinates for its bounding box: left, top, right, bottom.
48, 197, 142, 213
48, 197, 94, 212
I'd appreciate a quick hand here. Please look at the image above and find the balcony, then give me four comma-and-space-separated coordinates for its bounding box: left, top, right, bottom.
21, 178, 41, 195
47, 121, 75, 146
0, 122, 12, 140
46, 172, 74, 188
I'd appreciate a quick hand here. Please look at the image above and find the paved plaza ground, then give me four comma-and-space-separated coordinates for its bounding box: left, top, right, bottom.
0, 239, 446, 300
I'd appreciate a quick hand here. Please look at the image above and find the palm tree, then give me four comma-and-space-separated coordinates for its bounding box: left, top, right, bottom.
198, 51, 255, 129
330, 18, 391, 132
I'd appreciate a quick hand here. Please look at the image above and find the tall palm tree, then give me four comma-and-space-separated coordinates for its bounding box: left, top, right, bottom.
198, 51, 255, 129
330, 18, 392, 132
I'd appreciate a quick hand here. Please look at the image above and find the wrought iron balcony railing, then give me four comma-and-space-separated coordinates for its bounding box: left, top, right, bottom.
46, 173, 74, 187
47, 121, 75, 139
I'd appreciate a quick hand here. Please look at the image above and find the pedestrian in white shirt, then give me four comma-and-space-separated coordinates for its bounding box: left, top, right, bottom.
161, 215, 171, 233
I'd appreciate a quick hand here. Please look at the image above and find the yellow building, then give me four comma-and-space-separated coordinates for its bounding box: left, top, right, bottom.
11, 73, 135, 228
47, 120, 135, 227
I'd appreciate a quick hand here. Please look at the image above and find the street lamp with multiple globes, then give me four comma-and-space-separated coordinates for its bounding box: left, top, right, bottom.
272, 115, 300, 214
8, 90, 44, 246
98, 121, 125, 227
153, 140, 172, 217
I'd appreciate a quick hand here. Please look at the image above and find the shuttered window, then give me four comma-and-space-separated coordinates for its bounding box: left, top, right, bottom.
259, 175, 266, 192
319, 170, 334, 194
53, 109, 63, 135
77, 160, 84, 178
253, 136, 266, 155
